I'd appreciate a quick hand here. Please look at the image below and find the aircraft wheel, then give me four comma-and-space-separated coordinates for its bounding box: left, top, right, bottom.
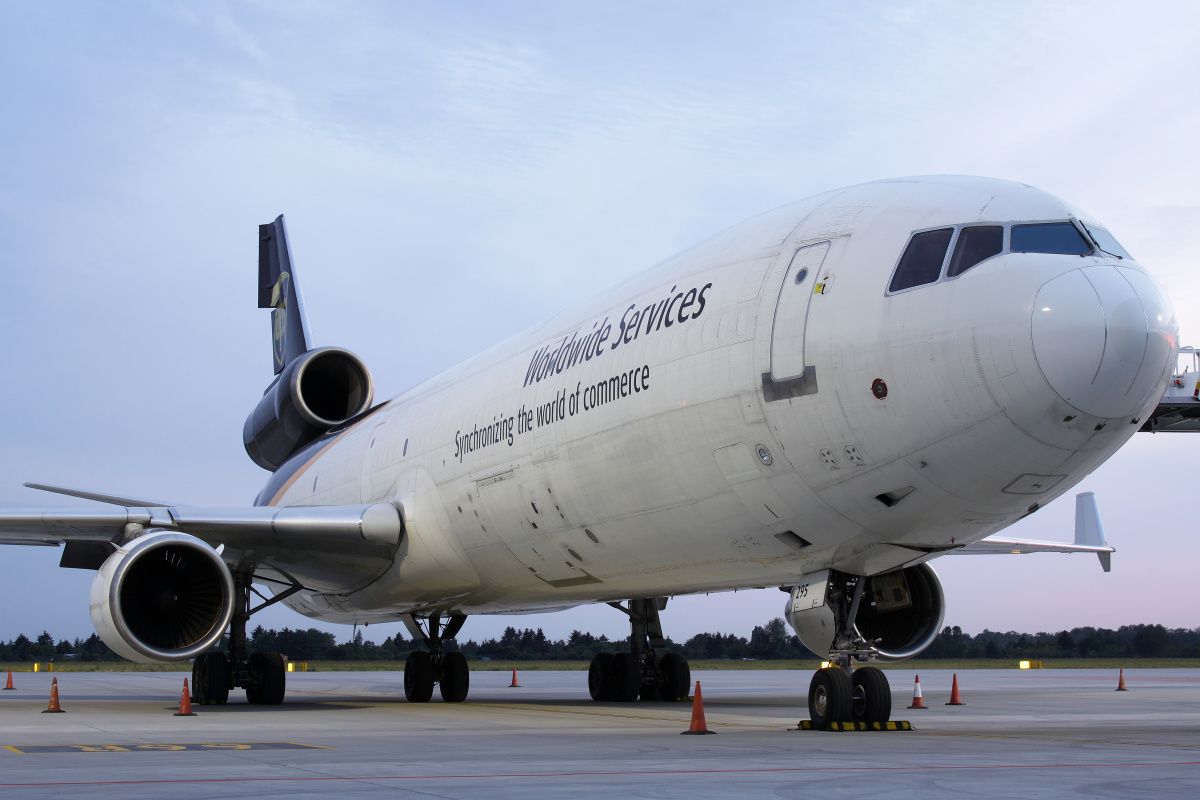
404, 651, 435, 703
658, 653, 691, 702
439, 652, 470, 702
589, 652, 614, 701
247, 652, 286, 705
193, 651, 229, 706
609, 652, 641, 702
808, 666, 851, 728
850, 666, 891, 723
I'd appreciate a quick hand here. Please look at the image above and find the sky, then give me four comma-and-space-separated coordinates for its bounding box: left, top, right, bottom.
1, 1, 1199, 649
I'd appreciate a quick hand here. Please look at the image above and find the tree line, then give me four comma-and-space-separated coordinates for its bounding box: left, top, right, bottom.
2, 621, 1198, 663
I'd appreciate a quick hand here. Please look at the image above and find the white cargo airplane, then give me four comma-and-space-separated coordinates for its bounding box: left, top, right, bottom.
0, 176, 1178, 725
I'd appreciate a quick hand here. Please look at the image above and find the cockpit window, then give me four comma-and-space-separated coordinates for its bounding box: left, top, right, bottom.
1083, 223, 1132, 259
947, 226, 1003, 277
1010, 222, 1091, 255
889, 228, 953, 293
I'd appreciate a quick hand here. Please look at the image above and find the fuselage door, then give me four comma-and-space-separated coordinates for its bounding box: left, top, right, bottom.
770, 241, 830, 382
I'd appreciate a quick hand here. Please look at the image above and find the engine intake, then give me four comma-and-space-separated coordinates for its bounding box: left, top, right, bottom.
784, 563, 946, 662
243, 347, 374, 471
90, 532, 234, 663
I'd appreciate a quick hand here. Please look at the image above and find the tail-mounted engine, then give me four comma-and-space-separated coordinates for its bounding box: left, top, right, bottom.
784, 563, 946, 662
90, 532, 235, 663
243, 346, 374, 471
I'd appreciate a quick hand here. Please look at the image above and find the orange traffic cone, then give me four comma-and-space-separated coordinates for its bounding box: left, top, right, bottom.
509, 669, 520, 687
42, 677, 64, 713
3, 669, 14, 690
946, 673, 965, 705
681, 681, 715, 735
1116, 669, 1128, 691
174, 678, 197, 716
907, 674, 928, 709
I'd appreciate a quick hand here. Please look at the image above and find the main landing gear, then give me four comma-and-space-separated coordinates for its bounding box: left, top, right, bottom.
588, 597, 690, 703
803, 575, 892, 727
401, 614, 470, 703
192, 570, 300, 706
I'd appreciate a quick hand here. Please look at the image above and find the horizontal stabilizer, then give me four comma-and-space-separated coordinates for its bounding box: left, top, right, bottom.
952, 492, 1114, 572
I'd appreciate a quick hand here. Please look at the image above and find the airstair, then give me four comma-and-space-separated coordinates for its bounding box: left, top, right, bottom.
1140, 346, 1200, 432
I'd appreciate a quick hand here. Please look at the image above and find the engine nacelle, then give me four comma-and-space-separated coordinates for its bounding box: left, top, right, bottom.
90, 532, 235, 663
243, 346, 374, 471
784, 563, 946, 662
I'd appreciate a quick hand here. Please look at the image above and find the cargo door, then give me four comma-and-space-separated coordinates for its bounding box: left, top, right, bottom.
770, 241, 830, 381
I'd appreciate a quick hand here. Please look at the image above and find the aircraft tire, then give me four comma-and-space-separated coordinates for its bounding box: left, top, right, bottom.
609, 652, 641, 703
808, 666, 851, 728
404, 651, 435, 703
193, 651, 229, 706
850, 666, 891, 723
658, 653, 690, 702
247, 652, 286, 705
439, 652, 470, 702
589, 652, 614, 701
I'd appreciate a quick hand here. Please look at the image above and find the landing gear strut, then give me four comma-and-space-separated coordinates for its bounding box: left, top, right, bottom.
588, 597, 690, 702
804, 574, 892, 726
402, 614, 469, 703
192, 569, 300, 705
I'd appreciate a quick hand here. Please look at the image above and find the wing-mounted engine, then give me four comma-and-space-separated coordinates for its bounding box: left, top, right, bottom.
243, 346, 374, 471
90, 531, 234, 663
784, 563, 945, 662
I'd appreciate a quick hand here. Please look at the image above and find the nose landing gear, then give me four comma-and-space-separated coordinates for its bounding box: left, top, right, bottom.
588, 597, 691, 702
802, 574, 893, 727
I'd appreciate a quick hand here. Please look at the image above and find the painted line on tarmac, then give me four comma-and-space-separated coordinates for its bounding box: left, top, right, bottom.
915, 731, 1200, 750
460, 702, 777, 728
0, 759, 1196, 787
4, 742, 331, 754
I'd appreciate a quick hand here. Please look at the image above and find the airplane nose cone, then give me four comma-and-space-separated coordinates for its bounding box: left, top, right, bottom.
1032, 266, 1176, 419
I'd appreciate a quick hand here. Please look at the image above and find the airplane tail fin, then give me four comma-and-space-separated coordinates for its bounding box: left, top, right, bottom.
258, 215, 313, 374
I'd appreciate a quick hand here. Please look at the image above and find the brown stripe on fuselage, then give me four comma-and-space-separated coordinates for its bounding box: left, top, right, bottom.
264, 410, 384, 506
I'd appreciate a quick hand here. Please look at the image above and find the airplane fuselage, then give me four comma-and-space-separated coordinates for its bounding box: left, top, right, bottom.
254, 176, 1175, 624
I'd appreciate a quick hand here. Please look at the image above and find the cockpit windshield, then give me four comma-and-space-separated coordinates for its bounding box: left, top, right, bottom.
1010, 222, 1091, 255
947, 226, 1003, 277
887, 218, 1124, 296
1083, 223, 1133, 259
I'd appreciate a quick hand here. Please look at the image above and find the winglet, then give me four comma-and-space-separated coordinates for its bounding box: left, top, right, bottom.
1074, 492, 1111, 572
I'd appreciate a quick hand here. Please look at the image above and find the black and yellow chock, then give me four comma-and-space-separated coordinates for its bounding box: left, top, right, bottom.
792, 720, 913, 732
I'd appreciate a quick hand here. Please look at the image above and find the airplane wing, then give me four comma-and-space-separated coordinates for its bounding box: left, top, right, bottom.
951, 492, 1113, 572
0, 498, 402, 563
